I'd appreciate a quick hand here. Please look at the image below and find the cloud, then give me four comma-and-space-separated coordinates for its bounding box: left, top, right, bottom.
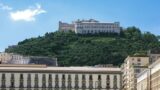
10, 4, 46, 21
0, 3, 12, 11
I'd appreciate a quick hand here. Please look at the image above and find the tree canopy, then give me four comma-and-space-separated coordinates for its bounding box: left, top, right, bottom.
5, 27, 160, 66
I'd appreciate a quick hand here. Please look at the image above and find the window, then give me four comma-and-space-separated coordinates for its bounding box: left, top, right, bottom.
67, 74, 72, 88
137, 63, 141, 65
106, 75, 110, 89
89, 75, 93, 89
10, 74, 15, 88
82, 75, 86, 89
97, 75, 102, 89
1, 73, 6, 88
135, 69, 141, 73
19, 74, 24, 88
42, 74, 46, 88
137, 58, 141, 62
55, 74, 59, 88
27, 74, 31, 88
48, 74, 52, 88
74, 74, 79, 88
113, 75, 117, 89
34, 74, 39, 88
62, 74, 66, 88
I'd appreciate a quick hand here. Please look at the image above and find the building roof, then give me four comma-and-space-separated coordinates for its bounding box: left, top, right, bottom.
0, 64, 121, 73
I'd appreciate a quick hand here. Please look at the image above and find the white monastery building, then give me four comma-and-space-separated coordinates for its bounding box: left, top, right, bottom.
59, 19, 121, 34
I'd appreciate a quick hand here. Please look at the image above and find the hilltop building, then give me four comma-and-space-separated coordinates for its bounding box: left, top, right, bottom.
0, 53, 25, 64
121, 56, 149, 90
0, 53, 58, 66
0, 64, 122, 89
59, 19, 121, 34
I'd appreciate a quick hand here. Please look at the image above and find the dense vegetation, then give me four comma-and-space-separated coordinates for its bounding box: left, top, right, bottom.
5, 27, 160, 66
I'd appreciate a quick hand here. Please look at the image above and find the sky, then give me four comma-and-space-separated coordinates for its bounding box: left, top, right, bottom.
0, 0, 160, 52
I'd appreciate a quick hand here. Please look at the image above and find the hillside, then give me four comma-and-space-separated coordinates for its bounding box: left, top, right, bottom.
5, 27, 160, 66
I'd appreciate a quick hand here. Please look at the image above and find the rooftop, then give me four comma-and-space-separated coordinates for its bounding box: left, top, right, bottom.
0, 64, 121, 73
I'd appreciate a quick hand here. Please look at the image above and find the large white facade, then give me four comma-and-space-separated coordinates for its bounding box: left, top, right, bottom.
59, 19, 121, 34
137, 58, 160, 90
0, 65, 122, 89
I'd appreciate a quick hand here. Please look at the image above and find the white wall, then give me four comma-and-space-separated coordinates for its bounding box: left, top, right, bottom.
0, 72, 121, 89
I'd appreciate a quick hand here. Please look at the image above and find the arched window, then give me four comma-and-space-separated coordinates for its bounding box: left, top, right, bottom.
1, 73, 6, 88
89, 75, 93, 89
48, 74, 52, 88
62, 74, 66, 88
67, 74, 72, 88
19, 74, 24, 88
82, 75, 86, 89
27, 74, 31, 88
34, 74, 39, 88
55, 74, 59, 88
42, 74, 46, 88
10, 74, 15, 88
106, 75, 110, 89
74, 74, 79, 88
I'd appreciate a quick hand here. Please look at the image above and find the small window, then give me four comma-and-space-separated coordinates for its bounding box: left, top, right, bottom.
48, 74, 52, 88
98, 75, 102, 89
55, 74, 59, 88
10, 74, 15, 88
27, 74, 31, 88
67, 74, 72, 88
135, 69, 141, 73
42, 74, 46, 88
19, 74, 24, 88
82, 75, 86, 88
98, 75, 101, 80
1, 73, 6, 88
137, 63, 141, 65
62, 74, 66, 88
34, 74, 39, 88
137, 58, 141, 62
89, 75, 93, 89
106, 75, 110, 89
75, 74, 79, 88
113, 75, 117, 89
